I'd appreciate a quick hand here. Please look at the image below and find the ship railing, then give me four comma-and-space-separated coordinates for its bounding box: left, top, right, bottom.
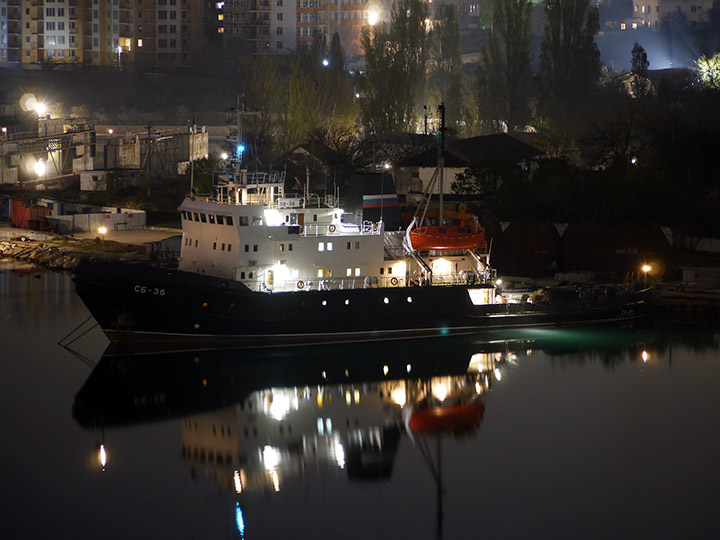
263, 273, 494, 293
300, 222, 380, 237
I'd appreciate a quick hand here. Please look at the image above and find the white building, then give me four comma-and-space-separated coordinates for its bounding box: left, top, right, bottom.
632, 0, 715, 28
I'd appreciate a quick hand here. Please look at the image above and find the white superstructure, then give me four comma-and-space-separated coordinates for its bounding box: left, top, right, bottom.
179, 170, 386, 292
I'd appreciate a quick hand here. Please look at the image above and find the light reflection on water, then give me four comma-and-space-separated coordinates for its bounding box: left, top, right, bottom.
2, 269, 720, 540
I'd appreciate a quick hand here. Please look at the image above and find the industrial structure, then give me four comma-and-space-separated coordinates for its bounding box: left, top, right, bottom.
1, 98, 208, 189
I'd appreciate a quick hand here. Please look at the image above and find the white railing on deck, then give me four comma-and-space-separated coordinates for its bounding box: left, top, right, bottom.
250, 272, 495, 293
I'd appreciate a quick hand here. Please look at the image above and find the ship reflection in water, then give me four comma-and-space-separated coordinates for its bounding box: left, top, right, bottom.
73, 328, 656, 538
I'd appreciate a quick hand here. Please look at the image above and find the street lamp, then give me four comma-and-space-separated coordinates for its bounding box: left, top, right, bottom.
97, 444, 107, 471
34, 158, 46, 178
98, 226, 107, 245
368, 7, 379, 26
641, 264, 651, 286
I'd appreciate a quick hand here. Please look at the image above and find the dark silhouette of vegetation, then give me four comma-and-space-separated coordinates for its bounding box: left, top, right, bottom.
360, 0, 430, 134
476, 0, 534, 132
539, 0, 601, 126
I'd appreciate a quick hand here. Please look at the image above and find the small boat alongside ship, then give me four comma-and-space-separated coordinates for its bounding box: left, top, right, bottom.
72, 165, 656, 347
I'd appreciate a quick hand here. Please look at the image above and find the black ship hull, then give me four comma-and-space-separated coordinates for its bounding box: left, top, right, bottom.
72, 259, 656, 346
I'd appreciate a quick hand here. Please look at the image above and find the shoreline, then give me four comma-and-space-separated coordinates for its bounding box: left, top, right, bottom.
2, 226, 719, 324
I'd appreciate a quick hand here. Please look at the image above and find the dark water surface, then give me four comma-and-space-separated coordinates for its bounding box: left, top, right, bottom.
2, 265, 720, 540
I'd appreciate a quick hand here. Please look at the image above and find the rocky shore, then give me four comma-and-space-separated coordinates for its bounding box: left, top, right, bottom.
0, 235, 150, 271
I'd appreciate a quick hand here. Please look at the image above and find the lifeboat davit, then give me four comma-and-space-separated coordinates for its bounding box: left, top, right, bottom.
409, 221, 487, 251
408, 402, 486, 436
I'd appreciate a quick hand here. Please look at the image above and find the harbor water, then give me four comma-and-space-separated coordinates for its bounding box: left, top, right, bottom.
2, 263, 720, 539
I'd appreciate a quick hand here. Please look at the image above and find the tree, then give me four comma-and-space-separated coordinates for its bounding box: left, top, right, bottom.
630, 42, 650, 98
238, 56, 280, 164
476, 0, 534, 132
278, 61, 320, 153
695, 53, 720, 90
427, 5, 462, 130
631, 42, 649, 75
360, 0, 430, 133
539, 0, 601, 125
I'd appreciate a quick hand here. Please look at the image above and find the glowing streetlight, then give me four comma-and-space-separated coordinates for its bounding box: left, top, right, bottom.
108, 128, 114, 135
322, 58, 329, 67
220, 152, 229, 161
34, 158, 46, 177
368, 8, 379, 26
641, 264, 651, 286
98, 226, 107, 244
34, 101, 47, 117
98, 444, 107, 470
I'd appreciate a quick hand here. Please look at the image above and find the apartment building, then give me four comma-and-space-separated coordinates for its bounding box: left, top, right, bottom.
0, 0, 204, 67
633, 0, 715, 28
220, 0, 375, 56
0, 0, 383, 67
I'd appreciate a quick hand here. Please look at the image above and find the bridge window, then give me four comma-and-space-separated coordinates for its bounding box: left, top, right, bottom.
200, 213, 207, 223
208, 214, 215, 224
226, 216, 234, 226
217, 215, 224, 225
238, 216, 248, 226
318, 242, 325, 252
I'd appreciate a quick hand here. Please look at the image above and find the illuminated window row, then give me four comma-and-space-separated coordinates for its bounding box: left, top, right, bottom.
182, 210, 234, 226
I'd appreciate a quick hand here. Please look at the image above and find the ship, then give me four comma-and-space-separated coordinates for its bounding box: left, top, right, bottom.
71, 165, 656, 347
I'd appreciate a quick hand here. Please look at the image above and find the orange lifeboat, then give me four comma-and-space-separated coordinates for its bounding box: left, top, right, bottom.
409, 221, 487, 251
408, 402, 485, 436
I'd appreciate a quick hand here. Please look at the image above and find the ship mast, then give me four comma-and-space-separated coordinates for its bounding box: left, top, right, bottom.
438, 103, 446, 226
